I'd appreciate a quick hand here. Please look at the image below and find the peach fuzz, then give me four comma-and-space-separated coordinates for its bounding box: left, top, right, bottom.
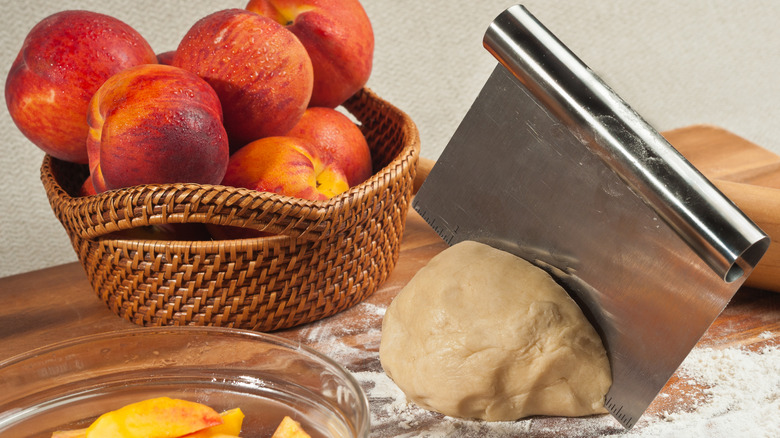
246, 0, 374, 108
285, 107, 372, 187
4, 10, 157, 163
173, 9, 314, 150
87, 64, 229, 192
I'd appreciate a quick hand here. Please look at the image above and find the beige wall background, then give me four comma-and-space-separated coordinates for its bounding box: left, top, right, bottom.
2, 0, 779, 278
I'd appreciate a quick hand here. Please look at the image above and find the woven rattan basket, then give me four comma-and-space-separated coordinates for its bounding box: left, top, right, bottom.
40, 88, 420, 331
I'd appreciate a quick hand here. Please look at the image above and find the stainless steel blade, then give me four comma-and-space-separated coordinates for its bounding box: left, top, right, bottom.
413, 5, 769, 429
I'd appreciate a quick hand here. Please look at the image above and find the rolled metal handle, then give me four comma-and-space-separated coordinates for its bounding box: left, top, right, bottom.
483, 5, 769, 282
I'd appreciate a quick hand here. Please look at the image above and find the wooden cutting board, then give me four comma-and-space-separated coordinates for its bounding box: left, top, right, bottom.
415, 124, 780, 292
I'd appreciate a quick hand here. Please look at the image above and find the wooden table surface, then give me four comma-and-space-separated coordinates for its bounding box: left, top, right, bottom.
1, 125, 779, 436
1, 208, 778, 436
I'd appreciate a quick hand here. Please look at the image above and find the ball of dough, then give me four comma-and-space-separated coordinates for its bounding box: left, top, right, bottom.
379, 240, 611, 421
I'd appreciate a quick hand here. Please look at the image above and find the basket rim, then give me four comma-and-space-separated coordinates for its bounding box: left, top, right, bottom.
41, 87, 421, 244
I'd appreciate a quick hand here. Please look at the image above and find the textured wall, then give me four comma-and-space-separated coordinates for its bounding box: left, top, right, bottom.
2, 0, 779, 277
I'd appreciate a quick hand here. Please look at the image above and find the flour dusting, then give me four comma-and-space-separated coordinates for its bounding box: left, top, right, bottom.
353, 341, 779, 437
300, 300, 779, 437
626, 344, 780, 438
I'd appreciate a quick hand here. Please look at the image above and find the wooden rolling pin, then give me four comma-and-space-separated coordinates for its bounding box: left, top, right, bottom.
412, 125, 780, 292
710, 180, 780, 292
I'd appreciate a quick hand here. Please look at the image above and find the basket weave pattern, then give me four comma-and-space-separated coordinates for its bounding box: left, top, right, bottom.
41, 88, 420, 331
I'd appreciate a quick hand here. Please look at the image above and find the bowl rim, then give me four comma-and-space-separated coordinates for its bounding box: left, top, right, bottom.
0, 326, 371, 437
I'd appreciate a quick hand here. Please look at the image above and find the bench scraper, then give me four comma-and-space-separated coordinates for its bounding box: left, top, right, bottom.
413, 5, 770, 429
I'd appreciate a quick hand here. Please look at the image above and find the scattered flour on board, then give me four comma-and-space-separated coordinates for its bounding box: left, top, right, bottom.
304, 302, 779, 437
354, 343, 779, 437
626, 343, 780, 438
296, 302, 386, 365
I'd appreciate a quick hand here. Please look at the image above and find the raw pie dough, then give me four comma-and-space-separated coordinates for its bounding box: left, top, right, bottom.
379, 240, 611, 421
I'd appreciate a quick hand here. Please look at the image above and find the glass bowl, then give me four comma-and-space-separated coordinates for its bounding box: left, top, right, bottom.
0, 327, 369, 438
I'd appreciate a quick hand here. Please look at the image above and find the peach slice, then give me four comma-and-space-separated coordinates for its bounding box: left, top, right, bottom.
271, 416, 311, 438
84, 397, 222, 438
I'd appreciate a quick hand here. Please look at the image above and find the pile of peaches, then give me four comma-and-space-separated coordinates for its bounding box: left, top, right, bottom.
6, 0, 374, 208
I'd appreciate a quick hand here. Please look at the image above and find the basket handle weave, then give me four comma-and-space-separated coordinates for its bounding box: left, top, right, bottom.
42, 163, 334, 241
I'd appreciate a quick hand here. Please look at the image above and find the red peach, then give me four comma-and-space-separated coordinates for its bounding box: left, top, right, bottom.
209, 135, 345, 246
222, 136, 349, 201
285, 107, 372, 186
79, 175, 97, 197
173, 9, 314, 150
87, 64, 229, 191
246, 0, 374, 108
156, 50, 176, 65
5, 10, 157, 163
